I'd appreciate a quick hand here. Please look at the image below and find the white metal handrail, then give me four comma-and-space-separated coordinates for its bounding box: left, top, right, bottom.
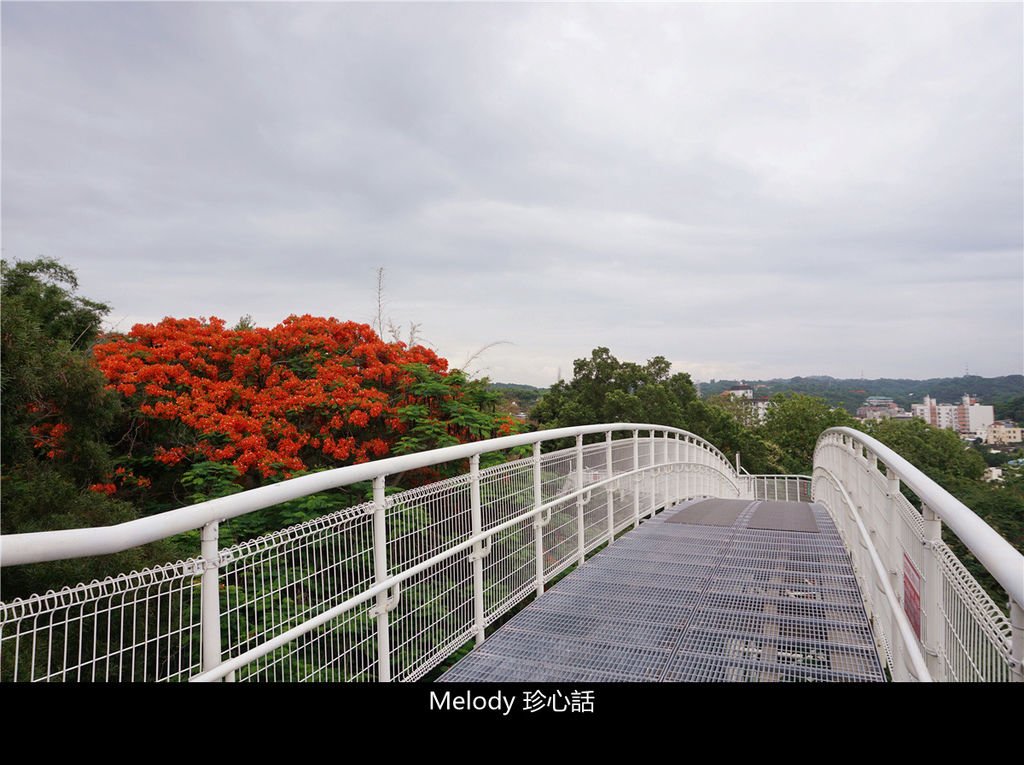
189, 461, 682, 682
812, 427, 1023, 682
0, 423, 734, 566
4, 421, 1019, 682
742, 473, 812, 503
1, 423, 741, 683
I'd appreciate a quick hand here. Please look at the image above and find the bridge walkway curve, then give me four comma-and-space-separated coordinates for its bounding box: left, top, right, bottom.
442, 498, 885, 682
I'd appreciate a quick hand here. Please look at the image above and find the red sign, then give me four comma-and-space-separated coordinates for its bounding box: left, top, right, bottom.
903, 553, 922, 641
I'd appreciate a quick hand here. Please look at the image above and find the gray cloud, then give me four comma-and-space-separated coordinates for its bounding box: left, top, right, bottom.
3, 3, 1021, 386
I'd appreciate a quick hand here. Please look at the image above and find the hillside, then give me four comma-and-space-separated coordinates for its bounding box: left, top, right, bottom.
697, 375, 1023, 415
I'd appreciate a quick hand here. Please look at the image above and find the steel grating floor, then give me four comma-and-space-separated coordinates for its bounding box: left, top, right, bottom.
441, 499, 885, 683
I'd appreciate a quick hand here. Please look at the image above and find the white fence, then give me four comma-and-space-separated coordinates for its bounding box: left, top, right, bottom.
812, 427, 1023, 682
0, 424, 740, 682
3, 423, 1020, 682
743, 473, 811, 503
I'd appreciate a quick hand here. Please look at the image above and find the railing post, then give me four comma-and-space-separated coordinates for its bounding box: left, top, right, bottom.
688, 438, 695, 499
533, 442, 545, 597
1011, 599, 1024, 683
632, 430, 640, 528
675, 434, 681, 505
920, 503, 947, 681
576, 434, 585, 566
700, 441, 706, 496
372, 474, 391, 682
649, 430, 657, 518
470, 455, 485, 646
605, 431, 615, 544
661, 431, 669, 508
200, 520, 222, 677
885, 467, 901, 591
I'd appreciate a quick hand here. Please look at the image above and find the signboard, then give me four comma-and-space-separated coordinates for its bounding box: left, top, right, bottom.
903, 553, 922, 641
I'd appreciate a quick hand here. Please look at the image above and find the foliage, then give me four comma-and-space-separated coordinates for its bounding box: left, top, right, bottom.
530, 347, 783, 473
687, 400, 784, 475
761, 393, 859, 474
488, 382, 547, 413
1, 258, 120, 484
863, 419, 986, 487
0, 259, 179, 599
532, 348, 698, 428
93, 315, 520, 510
992, 393, 1024, 423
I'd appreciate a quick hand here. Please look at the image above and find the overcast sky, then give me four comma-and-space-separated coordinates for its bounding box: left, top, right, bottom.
3, 2, 1022, 387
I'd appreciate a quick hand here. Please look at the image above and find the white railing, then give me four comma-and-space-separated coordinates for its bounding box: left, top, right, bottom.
743, 473, 812, 503
0, 424, 741, 682
812, 427, 1024, 682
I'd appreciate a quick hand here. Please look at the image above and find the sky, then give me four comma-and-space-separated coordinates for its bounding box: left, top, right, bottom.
3, 2, 1022, 387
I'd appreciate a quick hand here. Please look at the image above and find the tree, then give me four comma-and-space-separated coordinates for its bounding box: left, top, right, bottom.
761, 393, 858, 474
530, 347, 783, 473
0, 259, 163, 599
864, 418, 986, 487
93, 314, 522, 529
532, 347, 698, 429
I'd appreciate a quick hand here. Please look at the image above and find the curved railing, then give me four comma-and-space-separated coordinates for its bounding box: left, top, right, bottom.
812, 427, 1023, 682
1, 424, 740, 682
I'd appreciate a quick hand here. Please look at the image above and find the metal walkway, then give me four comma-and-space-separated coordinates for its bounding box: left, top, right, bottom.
442, 498, 885, 682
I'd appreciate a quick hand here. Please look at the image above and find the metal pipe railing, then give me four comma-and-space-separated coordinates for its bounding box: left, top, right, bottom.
813, 427, 1023, 682
0, 423, 737, 567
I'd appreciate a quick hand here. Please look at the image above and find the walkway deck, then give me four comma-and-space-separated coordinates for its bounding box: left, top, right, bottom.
442, 498, 885, 682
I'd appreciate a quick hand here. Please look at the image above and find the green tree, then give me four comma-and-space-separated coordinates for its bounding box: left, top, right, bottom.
761, 393, 858, 474
532, 348, 699, 429
689, 400, 784, 475
0, 258, 172, 599
530, 347, 782, 473
864, 418, 986, 487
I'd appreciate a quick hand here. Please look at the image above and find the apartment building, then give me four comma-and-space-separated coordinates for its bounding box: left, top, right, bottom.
911, 394, 994, 438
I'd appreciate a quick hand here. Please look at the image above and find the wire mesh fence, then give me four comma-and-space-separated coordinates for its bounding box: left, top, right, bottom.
2, 426, 742, 682
813, 429, 1020, 682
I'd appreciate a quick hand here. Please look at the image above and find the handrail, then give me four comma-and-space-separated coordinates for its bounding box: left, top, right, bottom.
0, 423, 736, 566
813, 465, 932, 681
188, 459, 697, 682
817, 427, 1024, 607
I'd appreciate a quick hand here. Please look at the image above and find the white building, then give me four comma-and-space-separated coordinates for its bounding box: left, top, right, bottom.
911, 394, 994, 439
983, 467, 1004, 483
719, 384, 770, 424
724, 384, 754, 400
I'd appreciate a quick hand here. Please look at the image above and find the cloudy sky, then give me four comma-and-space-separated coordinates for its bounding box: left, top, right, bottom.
3, 2, 1021, 387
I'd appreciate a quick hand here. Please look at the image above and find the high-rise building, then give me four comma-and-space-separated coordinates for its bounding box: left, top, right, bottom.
911, 394, 993, 438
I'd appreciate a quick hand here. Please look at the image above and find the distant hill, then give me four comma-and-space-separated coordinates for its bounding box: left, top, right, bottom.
488, 382, 548, 413
698, 375, 1024, 415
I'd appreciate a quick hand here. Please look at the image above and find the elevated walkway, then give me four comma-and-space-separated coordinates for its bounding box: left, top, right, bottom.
442, 498, 884, 682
